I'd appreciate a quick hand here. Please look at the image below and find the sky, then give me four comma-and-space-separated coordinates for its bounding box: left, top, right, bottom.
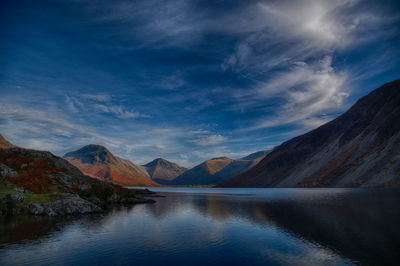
0, 0, 399, 167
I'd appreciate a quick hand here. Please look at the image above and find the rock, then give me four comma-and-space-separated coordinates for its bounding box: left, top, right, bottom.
28, 195, 103, 216
0, 163, 18, 178
106, 193, 121, 203
78, 184, 91, 190
87, 196, 104, 206
12, 187, 32, 194
61, 192, 80, 198
13, 187, 25, 193
10, 192, 26, 204
54, 172, 85, 189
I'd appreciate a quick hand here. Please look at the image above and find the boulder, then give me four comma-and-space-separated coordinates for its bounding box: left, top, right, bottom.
10, 192, 26, 204
0, 163, 18, 178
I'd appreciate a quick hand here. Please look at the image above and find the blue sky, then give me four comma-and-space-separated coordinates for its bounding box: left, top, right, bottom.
0, 0, 399, 167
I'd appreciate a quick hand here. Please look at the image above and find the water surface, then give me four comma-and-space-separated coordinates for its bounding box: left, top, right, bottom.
0, 188, 399, 265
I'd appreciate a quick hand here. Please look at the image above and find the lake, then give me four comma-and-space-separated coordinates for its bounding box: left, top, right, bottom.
0, 188, 399, 265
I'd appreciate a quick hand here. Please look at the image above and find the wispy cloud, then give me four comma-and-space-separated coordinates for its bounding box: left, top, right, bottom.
65, 94, 149, 119
80, 0, 207, 48
223, 0, 396, 74
0, 96, 231, 167
236, 56, 348, 130
189, 134, 226, 146
219, 0, 398, 133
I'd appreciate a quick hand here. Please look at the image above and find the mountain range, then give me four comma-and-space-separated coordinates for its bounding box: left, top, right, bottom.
220, 79, 400, 187
1, 79, 399, 188
64, 145, 157, 186
170, 151, 269, 186
63, 145, 267, 187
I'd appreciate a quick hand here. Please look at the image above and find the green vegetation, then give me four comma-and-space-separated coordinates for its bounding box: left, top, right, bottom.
0, 177, 61, 213
19, 193, 60, 208
0, 178, 15, 199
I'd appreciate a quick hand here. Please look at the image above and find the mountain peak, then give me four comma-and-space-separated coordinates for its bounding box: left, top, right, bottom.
63, 144, 157, 186
143, 158, 187, 182
144, 158, 167, 167
210, 156, 231, 161
154, 158, 169, 164
63, 144, 115, 164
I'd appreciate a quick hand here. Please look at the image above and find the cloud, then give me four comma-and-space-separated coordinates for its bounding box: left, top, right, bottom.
91, 103, 149, 119
190, 134, 227, 146
80, 93, 111, 102
222, 0, 395, 74
218, 0, 392, 132
80, 0, 206, 48
65, 94, 149, 119
0, 97, 232, 168
236, 56, 348, 131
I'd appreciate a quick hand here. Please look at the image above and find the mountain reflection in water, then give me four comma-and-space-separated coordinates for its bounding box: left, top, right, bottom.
0, 188, 399, 265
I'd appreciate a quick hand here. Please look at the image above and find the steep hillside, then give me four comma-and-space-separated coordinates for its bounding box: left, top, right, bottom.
216, 151, 269, 179
170, 151, 268, 186
143, 158, 187, 184
220, 79, 400, 187
241, 151, 269, 161
64, 145, 157, 186
0, 134, 18, 148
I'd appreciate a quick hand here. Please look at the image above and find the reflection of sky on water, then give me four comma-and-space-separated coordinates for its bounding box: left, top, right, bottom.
0, 188, 399, 265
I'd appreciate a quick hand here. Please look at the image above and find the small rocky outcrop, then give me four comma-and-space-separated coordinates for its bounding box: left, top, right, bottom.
28, 194, 103, 216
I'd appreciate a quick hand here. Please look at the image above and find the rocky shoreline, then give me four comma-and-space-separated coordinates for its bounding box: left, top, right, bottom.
0, 184, 156, 216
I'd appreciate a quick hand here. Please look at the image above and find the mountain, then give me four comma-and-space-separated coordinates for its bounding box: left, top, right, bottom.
220, 79, 400, 188
143, 158, 187, 185
64, 145, 157, 186
0, 143, 155, 216
240, 151, 269, 161
170, 151, 269, 186
0, 134, 18, 148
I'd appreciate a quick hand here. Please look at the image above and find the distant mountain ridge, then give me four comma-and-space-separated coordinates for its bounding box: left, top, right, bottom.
170, 151, 269, 186
220, 79, 400, 187
143, 158, 187, 184
64, 145, 157, 186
